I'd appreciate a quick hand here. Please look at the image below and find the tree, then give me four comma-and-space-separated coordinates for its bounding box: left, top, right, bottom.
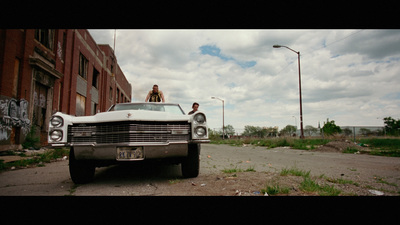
208, 128, 220, 140
280, 125, 296, 136
342, 127, 353, 136
242, 125, 267, 138
304, 125, 318, 137
383, 117, 400, 136
223, 124, 235, 136
265, 126, 279, 137
322, 119, 342, 136
359, 128, 372, 136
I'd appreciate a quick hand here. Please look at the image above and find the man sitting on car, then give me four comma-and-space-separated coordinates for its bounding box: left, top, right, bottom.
145, 84, 165, 102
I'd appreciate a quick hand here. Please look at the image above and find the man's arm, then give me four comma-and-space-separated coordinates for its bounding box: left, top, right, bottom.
160, 91, 165, 102
145, 91, 150, 102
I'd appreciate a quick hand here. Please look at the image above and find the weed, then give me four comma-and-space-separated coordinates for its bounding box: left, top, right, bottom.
326, 177, 359, 186
261, 184, 290, 196
169, 178, 182, 184
22, 126, 40, 149
66, 184, 79, 196
222, 166, 243, 173
300, 177, 341, 196
374, 176, 398, 187
0, 148, 69, 171
245, 166, 256, 172
222, 165, 256, 173
280, 167, 310, 178
343, 147, 359, 154
278, 167, 341, 196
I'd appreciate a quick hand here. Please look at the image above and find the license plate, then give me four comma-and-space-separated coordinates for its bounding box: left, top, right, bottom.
117, 147, 144, 160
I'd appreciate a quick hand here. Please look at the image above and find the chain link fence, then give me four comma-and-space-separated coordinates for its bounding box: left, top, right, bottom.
210, 126, 387, 140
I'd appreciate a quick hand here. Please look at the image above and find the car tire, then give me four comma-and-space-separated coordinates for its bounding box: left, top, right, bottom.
69, 147, 95, 184
181, 143, 200, 178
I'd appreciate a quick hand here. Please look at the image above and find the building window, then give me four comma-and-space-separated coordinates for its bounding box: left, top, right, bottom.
35, 29, 55, 50
91, 101, 98, 115
79, 53, 88, 79
116, 88, 120, 103
12, 58, 21, 98
109, 87, 113, 101
92, 67, 99, 88
76, 94, 86, 116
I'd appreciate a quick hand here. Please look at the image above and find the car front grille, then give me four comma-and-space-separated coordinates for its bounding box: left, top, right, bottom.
68, 121, 190, 144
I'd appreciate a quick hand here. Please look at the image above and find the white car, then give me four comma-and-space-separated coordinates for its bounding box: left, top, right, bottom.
48, 102, 210, 184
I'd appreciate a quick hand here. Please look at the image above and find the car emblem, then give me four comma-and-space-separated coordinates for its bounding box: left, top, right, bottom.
127, 113, 132, 118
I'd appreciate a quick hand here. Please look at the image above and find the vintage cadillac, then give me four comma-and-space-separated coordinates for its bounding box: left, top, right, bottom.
48, 102, 210, 184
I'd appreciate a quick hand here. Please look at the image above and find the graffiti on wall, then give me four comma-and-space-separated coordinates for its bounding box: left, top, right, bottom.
0, 98, 31, 141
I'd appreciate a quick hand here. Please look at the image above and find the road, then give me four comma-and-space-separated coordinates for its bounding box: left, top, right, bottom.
1, 144, 399, 196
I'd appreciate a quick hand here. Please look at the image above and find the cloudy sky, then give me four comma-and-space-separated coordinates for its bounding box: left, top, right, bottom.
88, 29, 400, 133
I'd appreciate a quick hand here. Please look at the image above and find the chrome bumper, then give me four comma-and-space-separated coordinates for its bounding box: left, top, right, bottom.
69, 142, 189, 160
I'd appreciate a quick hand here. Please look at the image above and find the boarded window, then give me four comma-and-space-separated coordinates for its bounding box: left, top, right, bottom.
33, 82, 48, 130
76, 94, 86, 116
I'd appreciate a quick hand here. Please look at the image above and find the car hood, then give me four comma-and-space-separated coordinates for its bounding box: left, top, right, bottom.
67, 110, 191, 124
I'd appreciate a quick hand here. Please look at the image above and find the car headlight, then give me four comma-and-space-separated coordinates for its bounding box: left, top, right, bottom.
195, 127, 206, 137
50, 130, 63, 141
194, 113, 205, 124
50, 116, 63, 127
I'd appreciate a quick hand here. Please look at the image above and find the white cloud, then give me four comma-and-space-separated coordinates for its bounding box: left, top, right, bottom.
89, 29, 400, 132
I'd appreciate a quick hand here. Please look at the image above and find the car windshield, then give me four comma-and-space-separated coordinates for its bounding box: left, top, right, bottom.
109, 103, 185, 115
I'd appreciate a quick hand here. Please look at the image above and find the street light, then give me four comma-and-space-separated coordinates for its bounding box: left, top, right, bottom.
211, 97, 225, 139
273, 44, 304, 139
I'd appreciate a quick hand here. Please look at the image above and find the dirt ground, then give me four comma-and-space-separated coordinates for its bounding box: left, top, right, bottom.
1, 141, 399, 196
159, 169, 397, 196
159, 141, 399, 196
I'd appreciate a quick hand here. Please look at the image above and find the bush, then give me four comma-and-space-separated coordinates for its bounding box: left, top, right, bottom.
22, 126, 40, 149
322, 120, 342, 136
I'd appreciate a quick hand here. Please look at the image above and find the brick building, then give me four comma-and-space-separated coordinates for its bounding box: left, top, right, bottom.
0, 29, 132, 150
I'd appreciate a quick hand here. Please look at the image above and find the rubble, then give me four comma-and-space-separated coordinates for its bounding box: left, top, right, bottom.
313, 140, 368, 153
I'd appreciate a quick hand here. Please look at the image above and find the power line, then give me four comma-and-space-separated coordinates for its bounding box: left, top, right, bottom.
303, 29, 365, 56
272, 30, 365, 75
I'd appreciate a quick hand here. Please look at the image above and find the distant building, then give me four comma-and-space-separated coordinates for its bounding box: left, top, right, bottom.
0, 29, 132, 150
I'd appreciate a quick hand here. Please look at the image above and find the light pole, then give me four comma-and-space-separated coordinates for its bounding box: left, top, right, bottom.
211, 97, 225, 139
273, 44, 304, 139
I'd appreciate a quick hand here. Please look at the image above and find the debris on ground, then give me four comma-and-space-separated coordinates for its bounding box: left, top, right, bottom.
313, 140, 369, 153
368, 190, 384, 196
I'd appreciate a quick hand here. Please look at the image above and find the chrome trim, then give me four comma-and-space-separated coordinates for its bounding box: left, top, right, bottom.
70, 141, 188, 147
190, 140, 210, 143
93, 130, 172, 135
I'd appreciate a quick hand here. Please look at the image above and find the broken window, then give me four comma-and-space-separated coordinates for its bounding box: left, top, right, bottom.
79, 53, 88, 79
92, 67, 99, 88
35, 29, 55, 50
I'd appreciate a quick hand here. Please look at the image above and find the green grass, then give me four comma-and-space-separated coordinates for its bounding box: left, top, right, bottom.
280, 167, 311, 177
211, 137, 400, 157
222, 165, 256, 173
264, 167, 342, 196
261, 184, 290, 196
343, 147, 360, 154
0, 148, 70, 171
358, 138, 400, 157
300, 177, 341, 196
326, 177, 359, 186
222, 166, 243, 173
359, 138, 400, 150
210, 138, 330, 150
